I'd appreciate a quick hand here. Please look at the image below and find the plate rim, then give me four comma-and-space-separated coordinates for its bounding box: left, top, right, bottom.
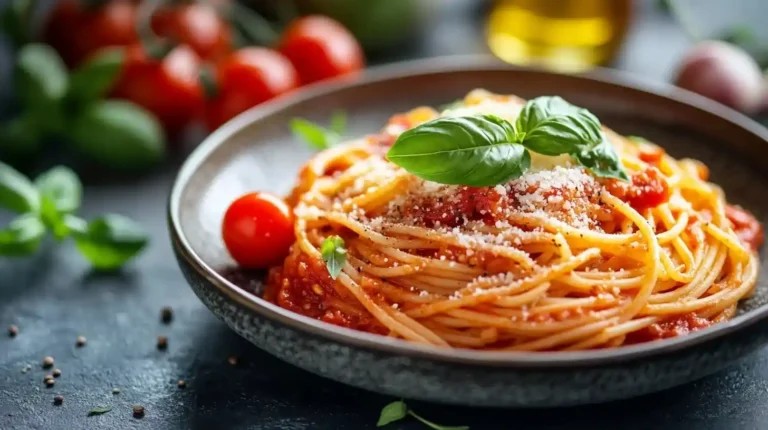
168, 54, 768, 368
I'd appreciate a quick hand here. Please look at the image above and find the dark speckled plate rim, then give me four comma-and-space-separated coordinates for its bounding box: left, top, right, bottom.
169, 54, 768, 369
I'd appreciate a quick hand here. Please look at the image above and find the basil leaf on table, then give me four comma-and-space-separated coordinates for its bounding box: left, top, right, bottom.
72, 214, 148, 270
573, 136, 630, 181
516, 96, 602, 155
387, 115, 530, 187
377, 400, 407, 427
67, 48, 125, 107
34, 166, 82, 238
69, 100, 166, 170
0, 213, 46, 256
330, 110, 347, 135
0, 161, 40, 213
14, 44, 68, 135
321, 235, 347, 279
34, 166, 82, 214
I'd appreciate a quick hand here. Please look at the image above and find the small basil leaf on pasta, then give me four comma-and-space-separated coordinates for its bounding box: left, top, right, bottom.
573, 136, 630, 181
516, 96, 603, 155
386, 115, 529, 187
321, 235, 346, 279
291, 111, 346, 150
377, 400, 407, 427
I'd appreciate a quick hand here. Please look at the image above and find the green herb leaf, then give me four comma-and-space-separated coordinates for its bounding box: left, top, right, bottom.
321, 235, 347, 279
408, 410, 469, 430
34, 166, 82, 214
291, 118, 341, 150
439, 99, 464, 111
330, 110, 347, 135
516, 96, 602, 155
387, 115, 530, 186
69, 100, 166, 170
67, 48, 125, 106
377, 400, 407, 427
573, 136, 630, 181
0, 160, 39, 213
87, 406, 112, 416
72, 214, 148, 270
0, 213, 46, 256
15, 44, 68, 135
0, 0, 34, 47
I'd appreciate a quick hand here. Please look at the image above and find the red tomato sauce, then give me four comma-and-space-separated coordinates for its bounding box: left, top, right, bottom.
265, 249, 387, 334
725, 205, 764, 251
637, 145, 665, 166
626, 313, 711, 344
603, 166, 670, 211
402, 187, 507, 228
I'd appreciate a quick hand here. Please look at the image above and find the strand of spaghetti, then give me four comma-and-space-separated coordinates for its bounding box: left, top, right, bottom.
563, 317, 658, 351
601, 193, 659, 322
335, 270, 438, 345
404, 248, 601, 318
323, 213, 440, 249
382, 225, 537, 270
704, 223, 751, 264
648, 242, 721, 303
502, 318, 620, 351
379, 305, 450, 347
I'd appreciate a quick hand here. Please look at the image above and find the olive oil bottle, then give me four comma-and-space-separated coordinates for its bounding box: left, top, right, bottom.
486, 0, 633, 72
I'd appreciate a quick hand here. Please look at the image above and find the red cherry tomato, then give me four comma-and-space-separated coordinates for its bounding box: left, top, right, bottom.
278, 15, 364, 85
151, 4, 231, 61
222, 192, 295, 269
111, 44, 204, 138
204, 48, 298, 131
43, 0, 139, 68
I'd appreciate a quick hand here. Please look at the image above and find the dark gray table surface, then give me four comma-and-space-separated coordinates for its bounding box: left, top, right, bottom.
2, 1, 766, 429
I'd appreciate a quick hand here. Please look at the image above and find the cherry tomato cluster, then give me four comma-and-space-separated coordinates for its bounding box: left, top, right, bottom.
42, 0, 365, 139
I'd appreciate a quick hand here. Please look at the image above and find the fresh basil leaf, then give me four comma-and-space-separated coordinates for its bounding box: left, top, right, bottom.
0, 213, 46, 256
67, 48, 125, 106
291, 118, 340, 150
408, 410, 470, 430
626, 135, 650, 144
321, 235, 346, 279
330, 110, 346, 135
38, 196, 68, 240
516, 96, 602, 155
72, 214, 148, 270
0, 161, 39, 213
87, 406, 112, 416
573, 136, 630, 181
15, 44, 68, 135
69, 100, 166, 170
377, 400, 407, 427
34, 166, 82, 214
387, 115, 530, 186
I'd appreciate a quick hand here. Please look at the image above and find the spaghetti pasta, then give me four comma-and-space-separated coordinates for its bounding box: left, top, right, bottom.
263, 89, 763, 351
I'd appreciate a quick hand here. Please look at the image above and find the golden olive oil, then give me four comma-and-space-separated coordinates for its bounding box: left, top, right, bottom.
486, 0, 632, 72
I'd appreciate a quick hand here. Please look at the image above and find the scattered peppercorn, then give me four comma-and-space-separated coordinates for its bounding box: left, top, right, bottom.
157, 336, 168, 350
54, 395, 63, 405
44, 377, 54, 387
227, 356, 238, 366
42, 356, 54, 368
76, 336, 87, 347
177, 380, 186, 388
52, 369, 61, 378
8, 325, 18, 337
133, 405, 145, 418
112, 388, 120, 394
160, 307, 173, 324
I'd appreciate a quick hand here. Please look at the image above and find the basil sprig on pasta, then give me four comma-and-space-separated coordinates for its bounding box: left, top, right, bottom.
386, 96, 629, 186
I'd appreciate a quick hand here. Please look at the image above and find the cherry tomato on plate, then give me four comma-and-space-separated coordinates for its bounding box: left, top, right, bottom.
43, 0, 139, 68
204, 47, 298, 131
151, 3, 232, 61
222, 192, 295, 269
278, 15, 364, 85
111, 44, 204, 138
